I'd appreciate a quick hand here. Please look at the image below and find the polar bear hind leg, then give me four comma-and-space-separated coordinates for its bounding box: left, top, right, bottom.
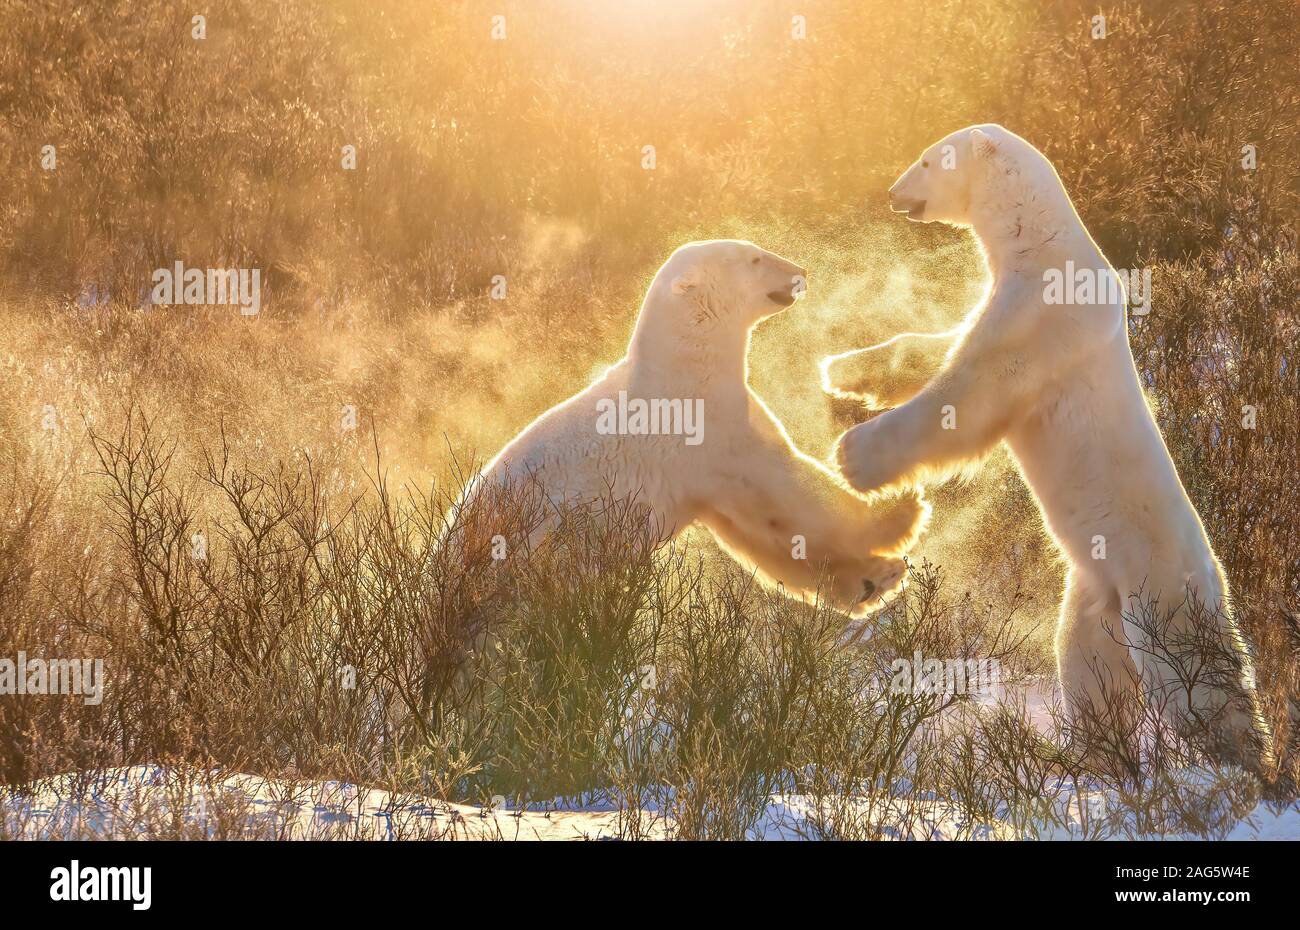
1122, 579, 1269, 766
1056, 574, 1142, 744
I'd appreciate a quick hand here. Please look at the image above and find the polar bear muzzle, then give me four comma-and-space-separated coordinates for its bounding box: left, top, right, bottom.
766, 286, 798, 307
890, 195, 926, 220
765, 259, 807, 307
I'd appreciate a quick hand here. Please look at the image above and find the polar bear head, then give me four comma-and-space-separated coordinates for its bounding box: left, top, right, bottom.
887, 124, 1062, 228
649, 239, 807, 330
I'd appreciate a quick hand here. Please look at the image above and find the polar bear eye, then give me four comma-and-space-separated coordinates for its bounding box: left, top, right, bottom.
751, 256, 761, 265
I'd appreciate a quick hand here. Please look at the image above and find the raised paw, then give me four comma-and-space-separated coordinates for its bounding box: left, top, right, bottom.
870, 487, 929, 554
851, 555, 909, 616
823, 350, 890, 407
823, 553, 909, 618
823, 333, 952, 409
834, 419, 904, 493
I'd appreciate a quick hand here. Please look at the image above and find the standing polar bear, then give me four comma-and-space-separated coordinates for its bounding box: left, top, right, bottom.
828, 125, 1262, 751
466, 240, 926, 616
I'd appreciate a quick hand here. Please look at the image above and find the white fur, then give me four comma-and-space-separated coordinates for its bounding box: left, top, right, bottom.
829, 126, 1261, 743
467, 240, 927, 616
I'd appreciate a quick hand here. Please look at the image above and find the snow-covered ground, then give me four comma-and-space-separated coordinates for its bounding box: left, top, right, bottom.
754, 776, 1300, 840
5, 685, 1296, 840
5, 766, 668, 841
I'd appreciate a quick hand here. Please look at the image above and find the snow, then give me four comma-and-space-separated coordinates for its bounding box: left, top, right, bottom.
5, 766, 668, 841
6, 685, 1296, 840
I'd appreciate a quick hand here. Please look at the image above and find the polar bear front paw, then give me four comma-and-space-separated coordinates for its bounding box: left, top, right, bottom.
823, 550, 909, 617
823, 352, 888, 407
871, 487, 929, 553
835, 420, 903, 493
849, 555, 909, 615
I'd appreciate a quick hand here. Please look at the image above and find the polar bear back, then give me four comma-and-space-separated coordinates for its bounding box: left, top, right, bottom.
477, 360, 700, 532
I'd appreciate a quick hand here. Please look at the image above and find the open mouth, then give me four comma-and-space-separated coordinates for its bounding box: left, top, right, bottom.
766, 289, 797, 307
891, 197, 926, 220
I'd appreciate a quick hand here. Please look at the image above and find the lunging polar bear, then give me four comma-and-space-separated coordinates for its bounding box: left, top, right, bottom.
828, 125, 1262, 751
468, 240, 926, 616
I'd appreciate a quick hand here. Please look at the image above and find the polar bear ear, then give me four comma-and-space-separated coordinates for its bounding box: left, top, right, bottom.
671, 267, 701, 295
970, 128, 999, 160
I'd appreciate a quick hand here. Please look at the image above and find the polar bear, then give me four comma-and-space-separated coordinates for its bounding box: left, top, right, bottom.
464, 240, 927, 616
827, 125, 1263, 753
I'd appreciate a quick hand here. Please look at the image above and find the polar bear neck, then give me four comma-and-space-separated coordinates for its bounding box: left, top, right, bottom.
968, 157, 1095, 277
627, 295, 752, 392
